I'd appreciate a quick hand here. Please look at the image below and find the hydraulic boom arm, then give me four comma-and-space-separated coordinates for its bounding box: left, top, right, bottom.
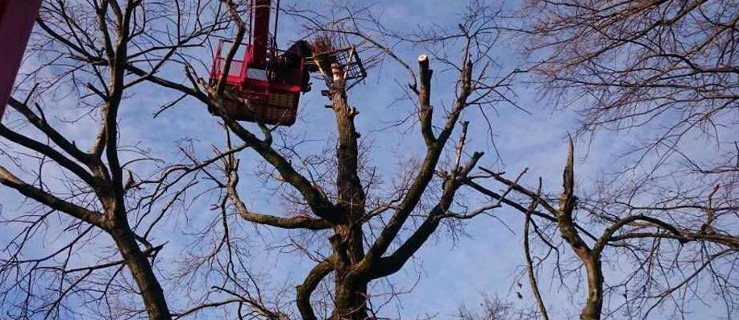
251, 0, 271, 68
0, 0, 43, 120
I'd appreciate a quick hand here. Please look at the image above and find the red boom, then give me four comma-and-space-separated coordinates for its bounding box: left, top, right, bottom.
251, 0, 271, 68
0, 0, 43, 121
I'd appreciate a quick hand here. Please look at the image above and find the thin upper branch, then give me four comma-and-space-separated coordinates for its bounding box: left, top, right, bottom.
362, 53, 476, 266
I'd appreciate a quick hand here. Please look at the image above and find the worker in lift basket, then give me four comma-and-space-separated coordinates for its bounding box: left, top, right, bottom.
280, 40, 317, 93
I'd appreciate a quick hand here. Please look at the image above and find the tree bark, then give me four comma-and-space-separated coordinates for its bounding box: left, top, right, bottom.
328, 63, 371, 320
557, 138, 602, 320
111, 220, 171, 320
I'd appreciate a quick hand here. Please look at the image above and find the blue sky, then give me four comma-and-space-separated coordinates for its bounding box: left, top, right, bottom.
1, 0, 736, 319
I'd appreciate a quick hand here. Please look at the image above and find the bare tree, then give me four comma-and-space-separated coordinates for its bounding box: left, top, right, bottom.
150, 1, 523, 318
7, 1, 733, 319
468, 138, 739, 319
1, 0, 523, 319
0, 1, 232, 319
522, 0, 738, 246
471, 1, 739, 319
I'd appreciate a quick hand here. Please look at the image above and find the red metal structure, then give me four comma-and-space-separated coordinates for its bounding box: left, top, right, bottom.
209, 0, 308, 126
0, 0, 43, 121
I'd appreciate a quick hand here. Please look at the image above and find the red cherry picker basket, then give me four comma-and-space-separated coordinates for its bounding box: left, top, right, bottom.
208, 0, 366, 126
209, 0, 306, 126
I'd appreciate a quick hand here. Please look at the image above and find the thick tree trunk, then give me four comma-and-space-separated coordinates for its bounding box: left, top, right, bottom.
111, 225, 171, 320
558, 139, 603, 320
329, 222, 369, 319
580, 258, 603, 320
332, 273, 369, 320
328, 63, 371, 320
